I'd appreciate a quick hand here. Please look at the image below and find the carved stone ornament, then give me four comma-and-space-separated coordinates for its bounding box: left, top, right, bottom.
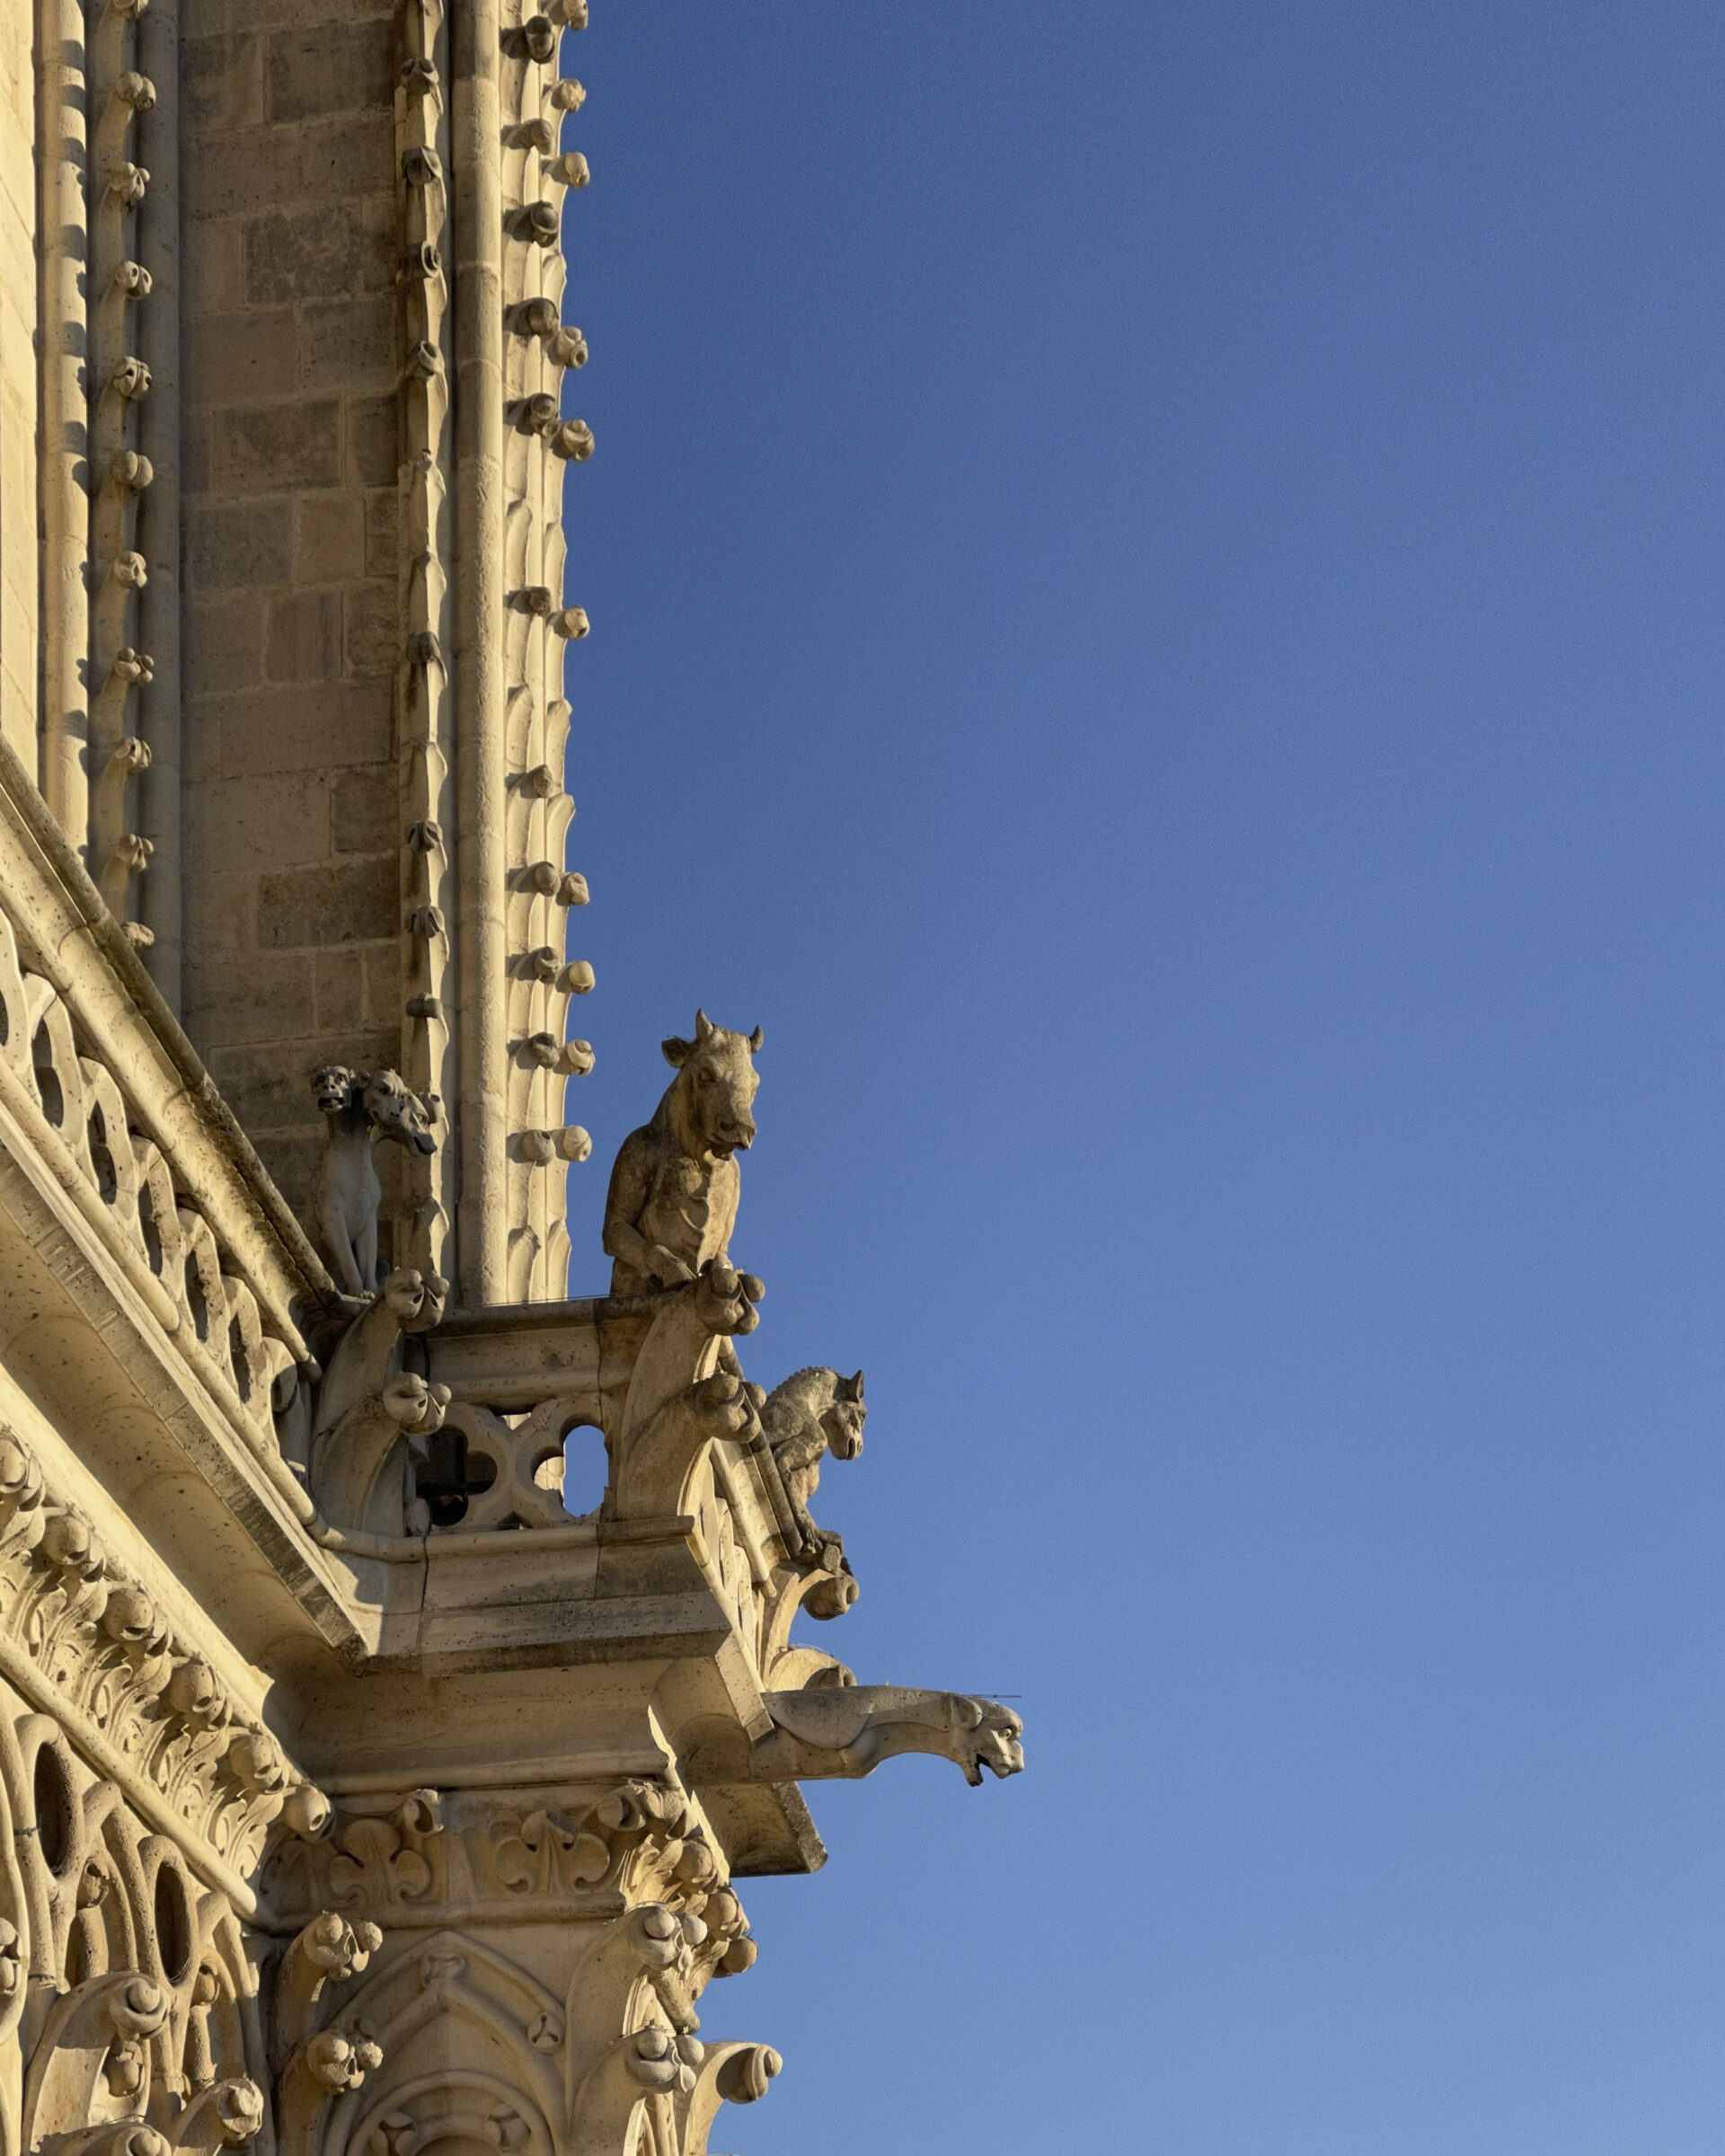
688, 1686, 1026, 1788
307, 1270, 449, 1535
0, 1427, 327, 1872
307, 1070, 439, 1299
601, 1012, 763, 1296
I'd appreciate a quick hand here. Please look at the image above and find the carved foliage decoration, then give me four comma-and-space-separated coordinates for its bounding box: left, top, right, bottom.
278, 1871, 773, 2156
273, 1782, 698, 1921
0, 1428, 325, 1872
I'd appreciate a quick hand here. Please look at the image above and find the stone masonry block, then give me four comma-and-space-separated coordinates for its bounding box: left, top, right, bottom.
343, 579, 395, 677
181, 31, 263, 133
187, 220, 244, 311
185, 594, 266, 699
186, 772, 334, 874
185, 310, 296, 407
266, 590, 344, 682
181, 867, 254, 956
212, 402, 341, 493
191, 0, 393, 45
365, 938, 402, 1019
314, 944, 366, 1029
257, 854, 396, 948
181, 413, 212, 494
243, 206, 391, 307
345, 395, 399, 489
191, 116, 394, 222
183, 711, 228, 787
186, 950, 314, 1046
218, 680, 390, 775
332, 766, 395, 853
300, 296, 398, 391
364, 489, 398, 578
253, 1130, 319, 1218
206, 1045, 314, 1133
295, 493, 367, 585
266, 19, 395, 123
189, 499, 294, 588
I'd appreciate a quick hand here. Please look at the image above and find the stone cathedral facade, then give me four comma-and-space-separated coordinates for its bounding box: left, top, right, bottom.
0, 4, 1023, 2154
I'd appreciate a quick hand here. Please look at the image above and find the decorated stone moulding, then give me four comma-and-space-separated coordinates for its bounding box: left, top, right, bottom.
0, 1422, 327, 1891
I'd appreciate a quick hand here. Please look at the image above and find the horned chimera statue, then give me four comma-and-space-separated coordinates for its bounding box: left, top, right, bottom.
603, 1010, 764, 1294
307, 1065, 438, 1296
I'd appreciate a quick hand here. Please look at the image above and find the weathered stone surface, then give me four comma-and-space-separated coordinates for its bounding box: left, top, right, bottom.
332, 766, 394, 853
343, 393, 399, 487
185, 308, 297, 404
293, 491, 367, 586
360, 488, 396, 578
190, 500, 295, 588
212, 401, 342, 492
217, 681, 390, 775
341, 579, 395, 676
181, 31, 266, 132
258, 856, 397, 948
299, 296, 397, 389
186, 594, 267, 697
265, 589, 343, 682
265, 19, 395, 122
242, 206, 391, 306
188, 773, 333, 872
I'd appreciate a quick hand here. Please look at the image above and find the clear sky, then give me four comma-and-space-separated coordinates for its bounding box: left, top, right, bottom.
553, 6, 1725, 2150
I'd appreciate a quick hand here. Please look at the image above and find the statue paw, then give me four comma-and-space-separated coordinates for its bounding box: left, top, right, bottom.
693, 1369, 758, 1439
382, 1267, 448, 1332
694, 1260, 763, 1338
382, 1374, 449, 1436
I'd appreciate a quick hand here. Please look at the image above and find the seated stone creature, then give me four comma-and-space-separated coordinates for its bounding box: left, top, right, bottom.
603, 1010, 764, 1294
760, 1366, 865, 1563
308, 1065, 438, 1296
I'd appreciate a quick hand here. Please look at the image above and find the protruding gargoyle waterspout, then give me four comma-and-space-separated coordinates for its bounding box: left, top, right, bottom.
685, 1687, 1025, 1789
307, 1065, 438, 1297
603, 1010, 763, 1294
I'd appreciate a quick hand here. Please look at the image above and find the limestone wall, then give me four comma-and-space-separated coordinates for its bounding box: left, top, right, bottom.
179, 0, 408, 1217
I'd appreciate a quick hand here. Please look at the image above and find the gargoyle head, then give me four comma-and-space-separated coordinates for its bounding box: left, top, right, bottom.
312, 1065, 361, 1118
360, 1069, 438, 1156
663, 1009, 763, 1157
959, 1698, 1025, 1786
820, 1370, 866, 1462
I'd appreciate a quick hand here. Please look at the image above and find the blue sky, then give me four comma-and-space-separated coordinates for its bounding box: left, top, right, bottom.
553, 5, 1725, 2149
